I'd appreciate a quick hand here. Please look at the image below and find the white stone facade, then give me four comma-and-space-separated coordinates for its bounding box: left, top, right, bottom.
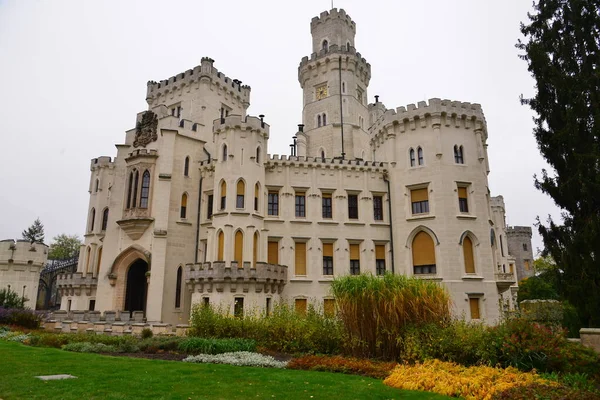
0, 240, 48, 308
57, 8, 532, 325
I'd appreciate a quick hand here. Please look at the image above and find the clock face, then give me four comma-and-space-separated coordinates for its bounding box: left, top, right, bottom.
316, 85, 327, 100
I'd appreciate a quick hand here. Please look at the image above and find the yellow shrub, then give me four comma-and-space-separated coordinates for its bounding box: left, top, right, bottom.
383, 359, 558, 400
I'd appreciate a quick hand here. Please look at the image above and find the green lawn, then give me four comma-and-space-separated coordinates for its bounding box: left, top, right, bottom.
0, 341, 450, 400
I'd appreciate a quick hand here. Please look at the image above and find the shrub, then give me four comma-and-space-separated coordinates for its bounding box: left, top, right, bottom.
384, 359, 559, 400
138, 336, 181, 353
62, 342, 117, 353
178, 337, 256, 354
491, 382, 600, 400
0, 307, 41, 329
330, 273, 451, 360
287, 355, 396, 379
183, 351, 287, 368
141, 328, 153, 339
0, 288, 27, 309
28, 332, 139, 349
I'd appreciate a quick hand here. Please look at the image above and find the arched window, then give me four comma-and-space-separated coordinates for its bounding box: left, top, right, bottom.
222, 144, 228, 161
85, 246, 92, 274
234, 230, 244, 266
454, 145, 464, 164
322, 40, 328, 51
490, 229, 496, 247
175, 266, 182, 308
254, 183, 260, 212
217, 231, 224, 261
256, 147, 261, 163
101, 208, 109, 231
417, 147, 424, 165
180, 193, 188, 219
184, 156, 190, 177
220, 180, 227, 210
236, 180, 245, 208
463, 236, 475, 273
253, 232, 259, 267
317, 115, 322, 127
89, 208, 95, 232
132, 171, 139, 207
96, 247, 102, 276
140, 170, 150, 208
322, 113, 327, 126
127, 172, 134, 208
95, 179, 99, 193
409, 148, 416, 167
412, 231, 436, 274
321, 150, 325, 160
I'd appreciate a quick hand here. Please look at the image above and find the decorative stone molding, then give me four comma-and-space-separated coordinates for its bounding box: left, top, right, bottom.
116, 217, 154, 240
56, 272, 97, 297
495, 272, 516, 292
185, 262, 287, 294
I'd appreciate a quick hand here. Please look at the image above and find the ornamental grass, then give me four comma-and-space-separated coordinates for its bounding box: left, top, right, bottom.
383, 359, 558, 400
330, 273, 451, 360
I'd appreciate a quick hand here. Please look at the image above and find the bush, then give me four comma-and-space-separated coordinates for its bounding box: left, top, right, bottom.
287, 355, 396, 379
140, 328, 153, 339
28, 332, 139, 349
0, 288, 27, 309
330, 273, 451, 360
137, 336, 181, 353
178, 337, 256, 354
491, 382, 600, 400
183, 352, 287, 368
0, 307, 41, 329
62, 342, 117, 353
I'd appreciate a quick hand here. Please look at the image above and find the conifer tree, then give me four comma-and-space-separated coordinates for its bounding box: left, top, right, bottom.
21, 218, 45, 244
517, 0, 600, 327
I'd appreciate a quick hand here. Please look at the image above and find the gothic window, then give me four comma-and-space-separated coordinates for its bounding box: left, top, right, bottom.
256, 147, 261, 163
222, 144, 228, 161
417, 147, 424, 165
101, 208, 109, 231
409, 148, 416, 167
317, 115, 322, 127
175, 266, 182, 308
454, 145, 464, 164
234, 230, 244, 265
184, 156, 190, 177
322, 40, 328, 51
236, 180, 245, 209
321, 150, 325, 160
254, 183, 260, 212
132, 171, 139, 208
220, 180, 227, 210
217, 230, 224, 261
180, 193, 188, 219
253, 232, 259, 267
463, 236, 476, 273
322, 113, 327, 126
89, 208, 95, 233
127, 172, 134, 208
140, 170, 150, 208
412, 231, 436, 274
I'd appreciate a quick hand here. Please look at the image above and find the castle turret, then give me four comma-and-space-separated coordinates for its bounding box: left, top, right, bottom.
0, 239, 48, 308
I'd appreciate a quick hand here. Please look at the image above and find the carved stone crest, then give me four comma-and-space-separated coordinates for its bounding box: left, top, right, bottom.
133, 110, 158, 148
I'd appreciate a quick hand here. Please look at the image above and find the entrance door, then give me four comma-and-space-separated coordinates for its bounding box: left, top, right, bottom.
124, 259, 148, 314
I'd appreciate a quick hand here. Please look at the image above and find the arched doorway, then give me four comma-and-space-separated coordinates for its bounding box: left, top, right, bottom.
124, 259, 148, 315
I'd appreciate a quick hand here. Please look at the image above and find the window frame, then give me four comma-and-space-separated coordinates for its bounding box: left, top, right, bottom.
322, 194, 333, 219
267, 191, 279, 216
295, 192, 306, 218
347, 194, 359, 220
373, 195, 383, 221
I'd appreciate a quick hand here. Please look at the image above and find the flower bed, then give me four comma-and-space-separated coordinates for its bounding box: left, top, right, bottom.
287, 355, 396, 379
183, 351, 288, 368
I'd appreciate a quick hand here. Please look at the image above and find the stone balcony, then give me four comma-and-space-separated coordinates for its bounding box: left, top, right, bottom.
185, 261, 288, 294
495, 272, 516, 293
56, 272, 98, 296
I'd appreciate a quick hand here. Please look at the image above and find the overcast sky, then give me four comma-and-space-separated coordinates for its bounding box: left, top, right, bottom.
0, 0, 560, 253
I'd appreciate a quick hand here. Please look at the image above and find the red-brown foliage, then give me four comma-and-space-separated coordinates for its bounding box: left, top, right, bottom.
287, 355, 397, 379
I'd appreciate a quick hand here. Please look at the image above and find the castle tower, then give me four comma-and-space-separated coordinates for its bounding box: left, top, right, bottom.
506, 226, 534, 280
298, 9, 371, 160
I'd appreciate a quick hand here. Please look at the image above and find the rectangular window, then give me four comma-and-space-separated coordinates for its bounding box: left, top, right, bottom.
295, 192, 306, 217
268, 241, 279, 264
524, 260, 530, 270
348, 194, 358, 219
266, 298, 272, 316
67, 299, 72, 312
469, 298, 480, 320
322, 194, 332, 218
414, 265, 436, 274
89, 300, 96, 311
220, 195, 226, 210
207, 195, 214, 219
349, 244, 360, 275
203, 297, 210, 307
410, 188, 429, 215
523, 243, 528, 251
236, 195, 244, 208
268, 192, 279, 216
323, 243, 334, 275
234, 297, 244, 318
458, 187, 469, 213
295, 242, 307, 276
375, 244, 386, 275
373, 196, 383, 221
295, 298, 307, 315
323, 299, 335, 317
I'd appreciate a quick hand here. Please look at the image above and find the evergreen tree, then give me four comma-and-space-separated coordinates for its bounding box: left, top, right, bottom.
517, 0, 600, 327
21, 218, 45, 244
48, 234, 82, 260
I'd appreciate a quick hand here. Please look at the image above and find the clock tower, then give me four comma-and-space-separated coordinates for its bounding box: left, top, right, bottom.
297, 9, 371, 160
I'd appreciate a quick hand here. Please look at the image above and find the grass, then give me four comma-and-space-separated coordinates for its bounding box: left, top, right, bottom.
0, 341, 450, 400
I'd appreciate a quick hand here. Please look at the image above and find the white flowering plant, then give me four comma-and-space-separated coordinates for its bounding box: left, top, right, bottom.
183, 351, 287, 368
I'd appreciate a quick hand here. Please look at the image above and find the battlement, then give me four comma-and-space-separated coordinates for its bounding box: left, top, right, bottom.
311, 8, 356, 32
125, 148, 159, 161
369, 98, 488, 140
146, 57, 251, 104
507, 226, 533, 236
90, 156, 113, 169
490, 195, 506, 208
299, 44, 371, 81
0, 239, 48, 267
212, 115, 270, 137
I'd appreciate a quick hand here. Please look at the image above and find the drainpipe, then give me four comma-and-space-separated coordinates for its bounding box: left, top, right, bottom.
384, 172, 395, 273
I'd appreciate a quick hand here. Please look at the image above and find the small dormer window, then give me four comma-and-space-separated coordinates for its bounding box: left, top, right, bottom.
322, 40, 328, 51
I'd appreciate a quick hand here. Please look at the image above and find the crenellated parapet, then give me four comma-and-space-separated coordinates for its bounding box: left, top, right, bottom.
56, 272, 98, 297
298, 43, 371, 87
90, 156, 114, 171
146, 57, 251, 106
212, 115, 270, 139
0, 239, 48, 268
369, 98, 488, 143
490, 195, 506, 210
311, 8, 356, 33
185, 262, 288, 294
506, 226, 532, 237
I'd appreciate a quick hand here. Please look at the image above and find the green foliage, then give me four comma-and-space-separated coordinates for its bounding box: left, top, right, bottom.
28, 332, 139, 349
517, 0, 600, 328
0, 287, 27, 309
177, 337, 256, 354
517, 276, 559, 303
330, 273, 452, 360
189, 302, 343, 354
48, 234, 81, 260
140, 327, 153, 339
62, 342, 117, 353
21, 218, 44, 243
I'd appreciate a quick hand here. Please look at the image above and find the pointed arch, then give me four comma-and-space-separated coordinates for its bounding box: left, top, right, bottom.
89, 208, 96, 232
175, 266, 182, 308
127, 171, 134, 208
409, 148, 416, 167
463, 236, 475, 274
180, 193, 188, 219
254, 182, 260, 212
322, 113, 327, 126
322, 39, 328, 51
319, 148, 326, 160
101, 208, 109, 231
140, 170, 150, 208
217, 230, 225, 261
184, 156, 190, 176
253, 231, 259, 267
222, 144, 228, 161
417, 146, 424, 165
411, 230, 436, 275
236, 179, 245, 208
234, 229, 244, 266
85, 246, 92, 274
459, 230, 480, 246
317, 114, 322, 127
406, 225, 440, 247
109, 244, 151, 276
220, 180, 227, 210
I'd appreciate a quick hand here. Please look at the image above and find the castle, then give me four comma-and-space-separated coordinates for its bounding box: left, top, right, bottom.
48, 9, 534, 326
